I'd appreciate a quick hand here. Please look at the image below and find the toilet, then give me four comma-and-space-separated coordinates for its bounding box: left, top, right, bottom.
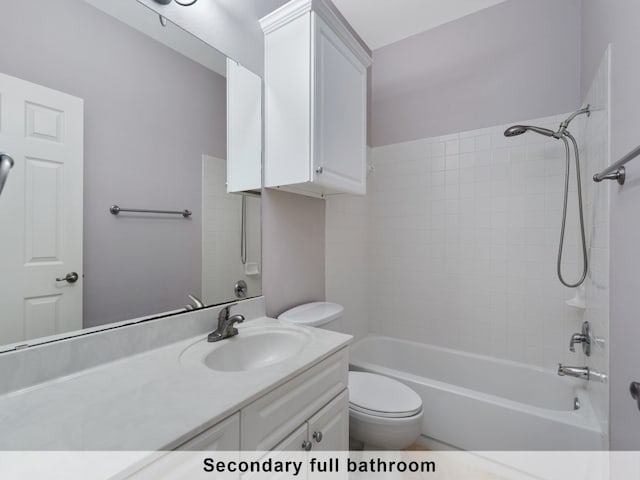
278, 302, 424, 450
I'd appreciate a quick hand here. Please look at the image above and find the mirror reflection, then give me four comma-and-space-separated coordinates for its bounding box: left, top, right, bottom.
0, 0, 261, 350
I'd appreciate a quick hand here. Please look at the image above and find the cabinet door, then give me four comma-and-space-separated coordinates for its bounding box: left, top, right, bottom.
312, 14, 367, 195
272, 423, 309, 452
307, 389, 349, 451
242, 424, 309, 480
227, 59, 262, 193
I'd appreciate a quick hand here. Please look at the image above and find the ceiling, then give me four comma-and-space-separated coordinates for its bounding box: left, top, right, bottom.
331, 0, 508, 50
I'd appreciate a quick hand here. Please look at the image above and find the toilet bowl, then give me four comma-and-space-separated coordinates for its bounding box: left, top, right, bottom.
348, 371, 423, 449
278, 302, 424, 450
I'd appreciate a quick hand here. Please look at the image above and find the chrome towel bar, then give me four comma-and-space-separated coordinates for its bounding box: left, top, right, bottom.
593, 144, 640, 185
110, 205, 192, 217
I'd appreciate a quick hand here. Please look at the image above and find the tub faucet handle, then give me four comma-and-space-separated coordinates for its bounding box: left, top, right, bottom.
569, 321, 591, 356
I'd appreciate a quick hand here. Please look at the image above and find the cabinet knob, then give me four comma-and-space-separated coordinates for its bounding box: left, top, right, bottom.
312, 431, 323, 443
302, 440, 313, 451
315, 166, 324, 174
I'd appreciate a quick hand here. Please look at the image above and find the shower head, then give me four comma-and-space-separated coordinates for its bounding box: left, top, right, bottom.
504, 125, 556, 138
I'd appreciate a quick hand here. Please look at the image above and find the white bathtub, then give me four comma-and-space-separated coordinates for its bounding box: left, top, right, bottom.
349, 335, 603, 450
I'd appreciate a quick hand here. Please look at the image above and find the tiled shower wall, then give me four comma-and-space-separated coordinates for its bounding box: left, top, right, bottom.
327, 110, 609, 373
202, 156, 262, 305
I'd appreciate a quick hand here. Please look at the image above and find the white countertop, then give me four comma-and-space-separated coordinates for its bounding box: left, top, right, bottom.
0, 317, 352, 451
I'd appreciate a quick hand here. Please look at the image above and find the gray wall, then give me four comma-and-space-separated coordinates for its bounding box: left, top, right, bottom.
582, 0, 640, 450
0, 0, 226, 327
370, 0, 582, 147
262, 189, 326, 318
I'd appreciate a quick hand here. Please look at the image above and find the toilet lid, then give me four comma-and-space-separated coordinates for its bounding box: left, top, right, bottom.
348, 372, 422, 418
278, 302, 344, 327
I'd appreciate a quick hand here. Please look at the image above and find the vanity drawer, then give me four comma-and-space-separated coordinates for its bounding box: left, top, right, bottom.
240, 347, 348, 450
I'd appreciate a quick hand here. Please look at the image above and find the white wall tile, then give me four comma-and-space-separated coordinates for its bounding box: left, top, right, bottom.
326, 99, 609, 442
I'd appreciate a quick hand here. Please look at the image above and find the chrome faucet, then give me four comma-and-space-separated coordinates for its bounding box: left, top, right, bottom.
569, 321, 591, 356
558, 364, 590, 380
208, 304, 245, 342
184, 294, 206, 311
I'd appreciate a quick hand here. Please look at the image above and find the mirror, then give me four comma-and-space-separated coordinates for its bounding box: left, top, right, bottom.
0, 0, 262, 352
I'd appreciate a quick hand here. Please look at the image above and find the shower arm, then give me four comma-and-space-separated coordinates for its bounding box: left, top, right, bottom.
554, 105, 590, 139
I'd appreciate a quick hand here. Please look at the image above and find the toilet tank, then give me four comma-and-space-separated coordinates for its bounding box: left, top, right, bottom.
278, 302, 344, 332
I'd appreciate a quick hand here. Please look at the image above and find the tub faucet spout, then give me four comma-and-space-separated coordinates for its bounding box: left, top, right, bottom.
558, 364, 590, 380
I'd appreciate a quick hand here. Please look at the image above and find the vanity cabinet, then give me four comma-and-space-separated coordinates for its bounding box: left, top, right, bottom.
128, 348, 349, 478
260, 0, 372, 198
241, 346, 348, 450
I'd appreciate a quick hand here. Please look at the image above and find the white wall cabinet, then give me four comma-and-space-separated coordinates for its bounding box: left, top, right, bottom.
227, 59, 262, 193
260, 0, 372, 198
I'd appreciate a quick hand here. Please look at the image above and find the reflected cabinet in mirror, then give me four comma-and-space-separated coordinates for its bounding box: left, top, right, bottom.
0, 0, 262, 351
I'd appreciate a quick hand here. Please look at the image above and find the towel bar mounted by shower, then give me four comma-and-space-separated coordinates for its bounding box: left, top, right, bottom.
593, 144, 640, 185
110, 205, 192, 217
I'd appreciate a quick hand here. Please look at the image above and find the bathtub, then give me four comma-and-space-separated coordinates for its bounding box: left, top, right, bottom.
349, 335, 603, 450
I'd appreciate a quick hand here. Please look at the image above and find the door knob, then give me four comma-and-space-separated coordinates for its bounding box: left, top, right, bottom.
630, 382, 640, 411
56, 272, 79, 283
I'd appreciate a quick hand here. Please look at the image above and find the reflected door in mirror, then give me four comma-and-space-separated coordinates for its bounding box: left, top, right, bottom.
0, 72, 83, 346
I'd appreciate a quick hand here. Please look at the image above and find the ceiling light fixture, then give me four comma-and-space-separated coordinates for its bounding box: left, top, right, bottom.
152, 0, 198, 6
152, 0, 198, 27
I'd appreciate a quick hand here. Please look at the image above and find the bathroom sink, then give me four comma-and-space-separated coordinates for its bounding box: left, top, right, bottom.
180, 326, 313, 372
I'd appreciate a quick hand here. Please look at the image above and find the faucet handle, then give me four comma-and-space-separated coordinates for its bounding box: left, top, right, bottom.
217, 303, 238, 322
187, 294, 205, 309
569, 321, 591, 356
569, 333, 584, 352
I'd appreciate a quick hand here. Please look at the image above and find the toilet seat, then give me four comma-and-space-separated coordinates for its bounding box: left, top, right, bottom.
349, 403, 422, 419
348, 372, 422, 418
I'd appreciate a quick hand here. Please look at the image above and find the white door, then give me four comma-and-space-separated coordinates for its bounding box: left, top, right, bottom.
0, 72, 83, 347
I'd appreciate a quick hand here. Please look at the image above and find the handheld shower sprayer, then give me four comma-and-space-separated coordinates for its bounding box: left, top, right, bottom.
504, 125, 555, 138
0, 153, 15, 198
503, 105, 590, 139
503, 106, 591, 288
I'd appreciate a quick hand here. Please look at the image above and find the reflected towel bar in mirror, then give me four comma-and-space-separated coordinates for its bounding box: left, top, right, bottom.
110, 205, 192, 217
